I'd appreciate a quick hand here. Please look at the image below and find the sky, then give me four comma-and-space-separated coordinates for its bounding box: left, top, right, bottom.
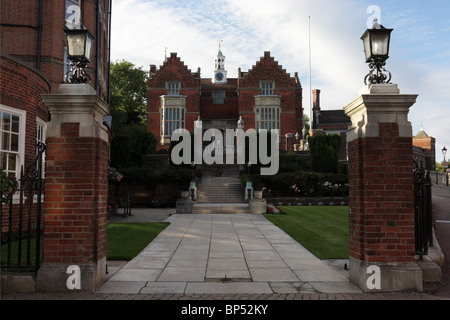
110, 0, 450, 163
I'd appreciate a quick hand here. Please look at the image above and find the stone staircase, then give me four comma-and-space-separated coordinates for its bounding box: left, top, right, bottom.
192, 164, 249, 214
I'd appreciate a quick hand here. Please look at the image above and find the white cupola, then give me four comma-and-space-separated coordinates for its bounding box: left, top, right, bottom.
212, 40, 227, 84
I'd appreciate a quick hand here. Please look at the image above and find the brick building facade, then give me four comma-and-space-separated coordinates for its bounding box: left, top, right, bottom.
1, 0, 111, 178
1, 0, 111, 229
412, 126, 436, 171
148, 50, 303, 152
311, 89, 351, 162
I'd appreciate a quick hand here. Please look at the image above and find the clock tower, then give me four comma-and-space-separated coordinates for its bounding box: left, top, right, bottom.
212, 41, 227, 84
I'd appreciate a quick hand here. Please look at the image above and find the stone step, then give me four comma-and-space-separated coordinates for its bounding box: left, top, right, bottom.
198, 191, 243, 202
196, 172, 245, 204
198, 185, 241, 189
192, 203, 250, 214
198, 195, 244, 203
198, 199, 245, 204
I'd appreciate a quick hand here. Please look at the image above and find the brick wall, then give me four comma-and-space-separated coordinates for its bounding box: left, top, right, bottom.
0, 0, 111, 101
1, 54, 50, 232
347, 122, 415, 263
43, 123, 108, 264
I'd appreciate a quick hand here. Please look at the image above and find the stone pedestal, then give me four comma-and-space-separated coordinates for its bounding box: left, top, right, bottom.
344, 84, 423, 292
37, 84, 110, 293
249, 199, 267, 214
285, 133, 294, 153
176, 199, 194, 213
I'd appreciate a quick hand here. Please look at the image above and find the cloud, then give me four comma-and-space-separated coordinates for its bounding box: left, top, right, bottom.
110, 0, 450, 162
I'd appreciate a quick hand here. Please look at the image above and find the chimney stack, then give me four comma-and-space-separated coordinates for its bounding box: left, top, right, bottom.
312, 89, 321, 129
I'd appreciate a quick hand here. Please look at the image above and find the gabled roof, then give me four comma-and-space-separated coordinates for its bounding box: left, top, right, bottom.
318, 110, 350, 124
415, 128, 429, 138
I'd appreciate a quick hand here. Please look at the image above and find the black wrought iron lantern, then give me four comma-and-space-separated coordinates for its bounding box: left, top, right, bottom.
361, 19, 393, 85
64, 27, 94, 83
443, 146, 447, 161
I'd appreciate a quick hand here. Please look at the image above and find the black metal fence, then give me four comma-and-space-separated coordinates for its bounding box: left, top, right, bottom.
413, 161, 433, 259
1, 143, 46, 272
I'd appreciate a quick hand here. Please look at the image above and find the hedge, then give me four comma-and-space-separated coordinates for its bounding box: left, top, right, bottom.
242, 171, 348, 198
308, 134, 341, 173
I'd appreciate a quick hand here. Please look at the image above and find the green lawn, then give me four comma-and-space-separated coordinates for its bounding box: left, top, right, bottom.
2, 222, 169, 265
264, 206, 349, 260
1, 238, 43, 267
106, 222, 169, 260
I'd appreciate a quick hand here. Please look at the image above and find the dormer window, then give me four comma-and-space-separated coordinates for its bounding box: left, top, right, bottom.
166, 81, 180, 95
261, 81, 274, 95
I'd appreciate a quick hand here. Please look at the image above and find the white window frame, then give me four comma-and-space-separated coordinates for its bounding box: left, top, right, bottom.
36, 117, 47, 146
166, 81, 181, 96
255, 106, 280, 131
261, 81, 274, 96
0, 105, 26, 180
36, 117, 47, 178
162, 106, 185, 137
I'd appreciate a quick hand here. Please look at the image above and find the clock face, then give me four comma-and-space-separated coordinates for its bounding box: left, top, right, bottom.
215, 72, 224, 81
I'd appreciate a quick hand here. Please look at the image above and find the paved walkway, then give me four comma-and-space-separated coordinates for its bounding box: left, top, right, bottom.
99, 213, 360, 295
3, 187, 449, 301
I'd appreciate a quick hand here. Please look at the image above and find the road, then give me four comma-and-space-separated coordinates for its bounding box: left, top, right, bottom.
431, 184, 450, 298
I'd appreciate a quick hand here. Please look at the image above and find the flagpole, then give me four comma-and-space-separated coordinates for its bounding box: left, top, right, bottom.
308, 16, 312, 130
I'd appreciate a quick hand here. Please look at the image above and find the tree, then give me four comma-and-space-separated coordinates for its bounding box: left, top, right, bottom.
110, 60, 148, 125
303, 114, 310, 133
109, 60, 157, 168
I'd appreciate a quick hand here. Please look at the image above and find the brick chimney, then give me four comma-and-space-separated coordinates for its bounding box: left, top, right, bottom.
312, 89, 321, 129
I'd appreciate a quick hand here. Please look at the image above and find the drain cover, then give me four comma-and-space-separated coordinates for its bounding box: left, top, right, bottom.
205, 276, 252, 283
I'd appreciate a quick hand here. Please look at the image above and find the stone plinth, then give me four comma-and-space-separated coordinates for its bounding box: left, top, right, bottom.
176, 199, 194, 214
249, 199, 267, 214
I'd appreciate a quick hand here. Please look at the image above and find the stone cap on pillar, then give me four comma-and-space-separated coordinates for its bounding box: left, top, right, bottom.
344, 84, 418, 142
41, 84, 110, 142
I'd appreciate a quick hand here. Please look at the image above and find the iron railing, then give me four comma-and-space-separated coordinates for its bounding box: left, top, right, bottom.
413, 161, 433, 259
1, 143, 46, 272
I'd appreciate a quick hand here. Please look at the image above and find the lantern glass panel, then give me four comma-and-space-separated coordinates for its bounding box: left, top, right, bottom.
67, 34, 86, 57
85, 35, 93, 61
371, 34, 389, 56
363, 33, 371, 61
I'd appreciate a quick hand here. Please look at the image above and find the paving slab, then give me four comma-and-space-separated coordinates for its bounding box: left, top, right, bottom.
309, 281, 362, 294
110, 268, 162, 282
249, 267, 300, 282
157, 266, 207, 282
96, 281, 147, 294
141, 282, 187, 294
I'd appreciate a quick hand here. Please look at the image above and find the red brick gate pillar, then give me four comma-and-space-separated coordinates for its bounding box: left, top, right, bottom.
37, 84, 110, 293
344, 84, 422, 292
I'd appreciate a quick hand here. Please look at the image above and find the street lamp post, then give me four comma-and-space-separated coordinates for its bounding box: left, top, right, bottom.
443, 146, 448, 186
361, 19, 393, 85
64, 27, 94, 83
